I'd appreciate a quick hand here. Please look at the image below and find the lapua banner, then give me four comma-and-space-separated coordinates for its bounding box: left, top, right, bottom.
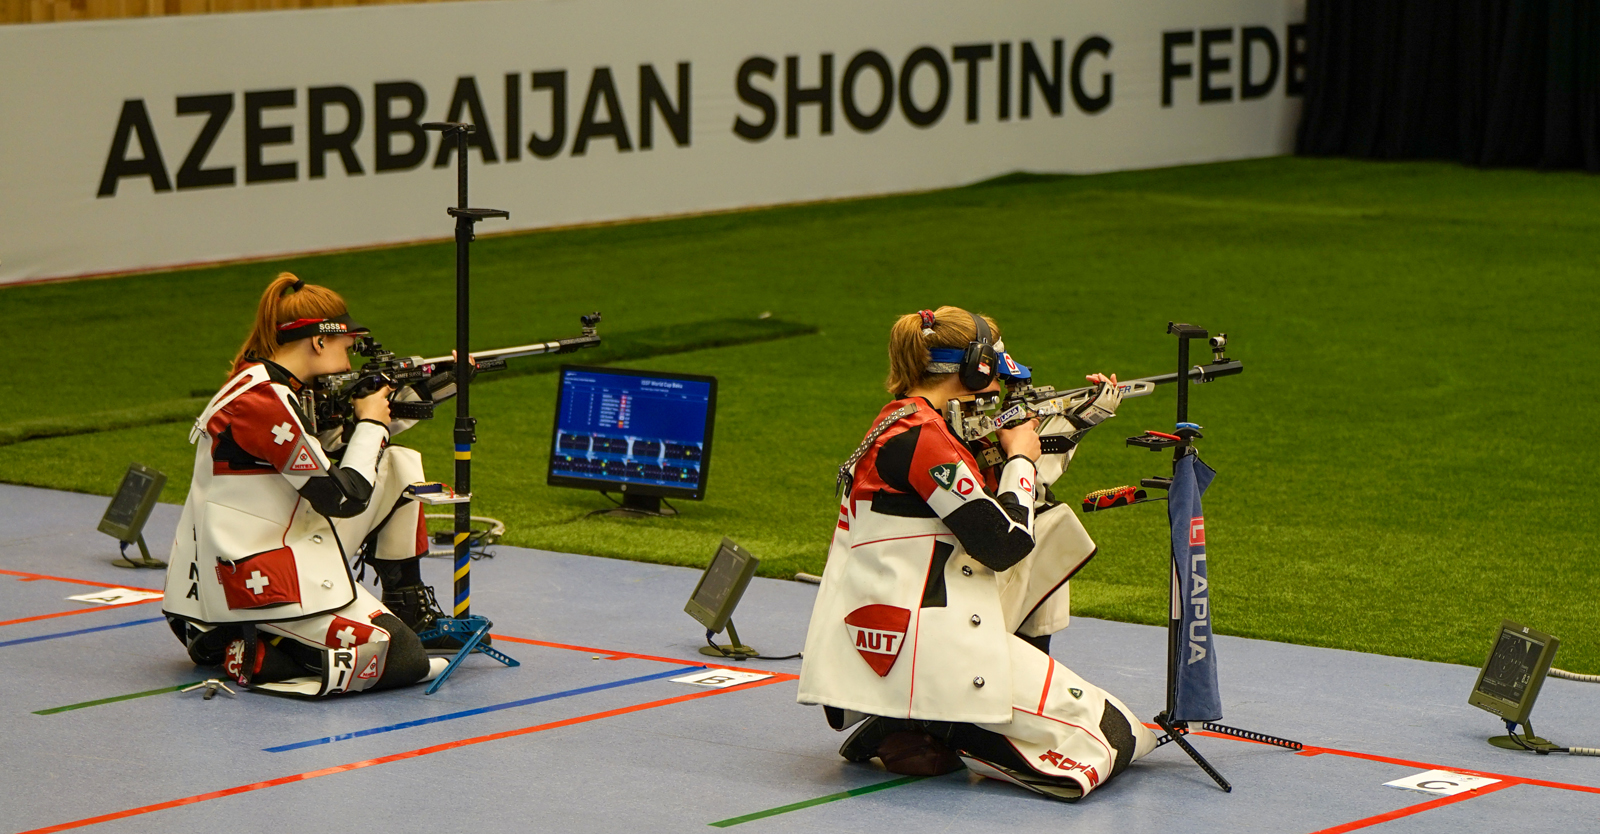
0, 0, 1304, 284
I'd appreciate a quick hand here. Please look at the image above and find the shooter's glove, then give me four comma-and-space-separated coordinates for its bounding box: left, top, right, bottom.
1066, 376, 1121, 432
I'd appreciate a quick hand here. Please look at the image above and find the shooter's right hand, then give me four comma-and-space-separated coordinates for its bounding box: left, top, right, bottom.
997, 418, 1041, 462
353, 385, 393, 424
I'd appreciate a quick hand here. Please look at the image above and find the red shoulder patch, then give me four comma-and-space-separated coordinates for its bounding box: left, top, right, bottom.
217, 385, 303, 471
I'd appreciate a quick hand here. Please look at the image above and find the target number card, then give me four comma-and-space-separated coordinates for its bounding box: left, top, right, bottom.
66, 588, 163, 605
671, 669, 773, 689
1384, 770, 1501, 797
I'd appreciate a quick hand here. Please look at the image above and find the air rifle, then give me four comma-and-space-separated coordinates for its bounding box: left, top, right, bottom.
946, 333, 1241, 465
314, 312, 601, 434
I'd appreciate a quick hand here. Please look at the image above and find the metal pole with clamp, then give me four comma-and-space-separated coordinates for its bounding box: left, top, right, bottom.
414, 121, 520, 693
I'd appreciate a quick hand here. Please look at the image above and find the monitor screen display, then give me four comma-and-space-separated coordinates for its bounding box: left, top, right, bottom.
684, 538, 759, 634
549, 366, 716, 499
692, 545, 746, 613
1478, 628, 1545, 704
104, 469, 154, 528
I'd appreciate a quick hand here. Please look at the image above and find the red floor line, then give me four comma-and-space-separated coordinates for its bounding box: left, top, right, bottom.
0, 599, 159, 628
18, 676, 789, 834
1150, 725, 1600, 797
0, 569, 160, 593
1307, 780, 1516, 834
493, 633, 797, 678
1283, 742, 1600, 795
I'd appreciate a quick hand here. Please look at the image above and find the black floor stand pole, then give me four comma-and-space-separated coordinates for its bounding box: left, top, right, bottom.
1149, 323, 1301, 792
415, 121, 518, 693
452, 129, 475, 621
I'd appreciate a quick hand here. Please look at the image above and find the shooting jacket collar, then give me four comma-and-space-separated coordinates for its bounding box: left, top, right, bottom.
258, 359, 307, 393
255, 360, 319, 430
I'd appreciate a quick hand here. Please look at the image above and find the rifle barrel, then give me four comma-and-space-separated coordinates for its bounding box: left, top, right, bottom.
420, 334, 601, 367
1025, 360, 1243, 410
1130, 359, 1243, 391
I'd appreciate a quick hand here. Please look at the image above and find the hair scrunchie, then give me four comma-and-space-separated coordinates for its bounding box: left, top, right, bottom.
918, 309, 936, 337
282, 278, 306, 296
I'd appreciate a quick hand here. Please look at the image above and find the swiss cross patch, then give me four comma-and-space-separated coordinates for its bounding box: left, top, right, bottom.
324, 615, 377, 649
217, 547, 301, 610
929, 463, 958, 490
843, 605, 911, 677
1189, 516, 1206, 546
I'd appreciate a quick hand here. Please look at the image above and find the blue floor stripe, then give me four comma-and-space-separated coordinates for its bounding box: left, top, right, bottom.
265, 664, 703, 752
0, 616, 164, 649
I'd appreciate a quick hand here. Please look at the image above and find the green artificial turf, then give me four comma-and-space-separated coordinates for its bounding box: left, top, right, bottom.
4, 156, 1597, 673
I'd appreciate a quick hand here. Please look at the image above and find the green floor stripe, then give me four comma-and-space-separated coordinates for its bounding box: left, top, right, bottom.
33, 682, 202, 715
708, 775, 926, 827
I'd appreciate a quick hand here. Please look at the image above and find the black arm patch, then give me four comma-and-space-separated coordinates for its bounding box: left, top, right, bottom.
870, 490, 938, 518
996, 491, 1030, 525
943, 500, 1034, 571
873, 424, 920, 493
297, 467, 374, 518
212, 427, 275, 472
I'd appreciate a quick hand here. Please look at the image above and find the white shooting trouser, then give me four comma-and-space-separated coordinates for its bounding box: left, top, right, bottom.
330, 446, 427, 564
250, 447, 429, 697
255, 584, 396, 696
967, 636, 1158, 798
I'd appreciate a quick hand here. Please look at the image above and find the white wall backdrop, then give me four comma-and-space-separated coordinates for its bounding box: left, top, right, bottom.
0, 0, 1305, 284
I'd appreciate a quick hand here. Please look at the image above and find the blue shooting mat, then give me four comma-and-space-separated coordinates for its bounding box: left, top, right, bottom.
1168, 452, 1222, 723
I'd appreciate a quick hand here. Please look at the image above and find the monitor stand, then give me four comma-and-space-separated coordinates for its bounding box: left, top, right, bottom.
112, 535, 165, 569
601, 493, 679, 518
700, 619, 758, 659
1490, 720, 1559, 752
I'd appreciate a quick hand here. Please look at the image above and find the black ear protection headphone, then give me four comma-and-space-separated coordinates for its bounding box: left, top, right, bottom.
958, 311, 998, 391
923, 309, 999, 391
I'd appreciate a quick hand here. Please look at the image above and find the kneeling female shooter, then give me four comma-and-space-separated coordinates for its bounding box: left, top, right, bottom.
797, 306, 1157, 800
161, 272, 449, 696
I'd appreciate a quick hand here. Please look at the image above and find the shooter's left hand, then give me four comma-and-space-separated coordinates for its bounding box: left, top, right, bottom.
1070, 373, 1121, 428
1086, 373, 1121, 415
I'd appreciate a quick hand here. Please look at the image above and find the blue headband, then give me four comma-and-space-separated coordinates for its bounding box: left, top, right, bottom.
927, 348, 1031, 381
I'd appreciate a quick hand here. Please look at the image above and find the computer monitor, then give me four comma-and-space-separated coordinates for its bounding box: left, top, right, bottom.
98, 462, 167, 568
1469, 619, 1560, 728
685, 537, 759, 635
685, 537, 761, 658
548, 365, 717, 514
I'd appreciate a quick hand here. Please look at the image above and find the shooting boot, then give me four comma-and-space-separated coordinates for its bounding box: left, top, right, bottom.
382, 583, 447, 644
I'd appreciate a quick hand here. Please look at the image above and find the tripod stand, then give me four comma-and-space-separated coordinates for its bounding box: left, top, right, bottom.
412, 121, 521, 693
1126, 323, 1301, 791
